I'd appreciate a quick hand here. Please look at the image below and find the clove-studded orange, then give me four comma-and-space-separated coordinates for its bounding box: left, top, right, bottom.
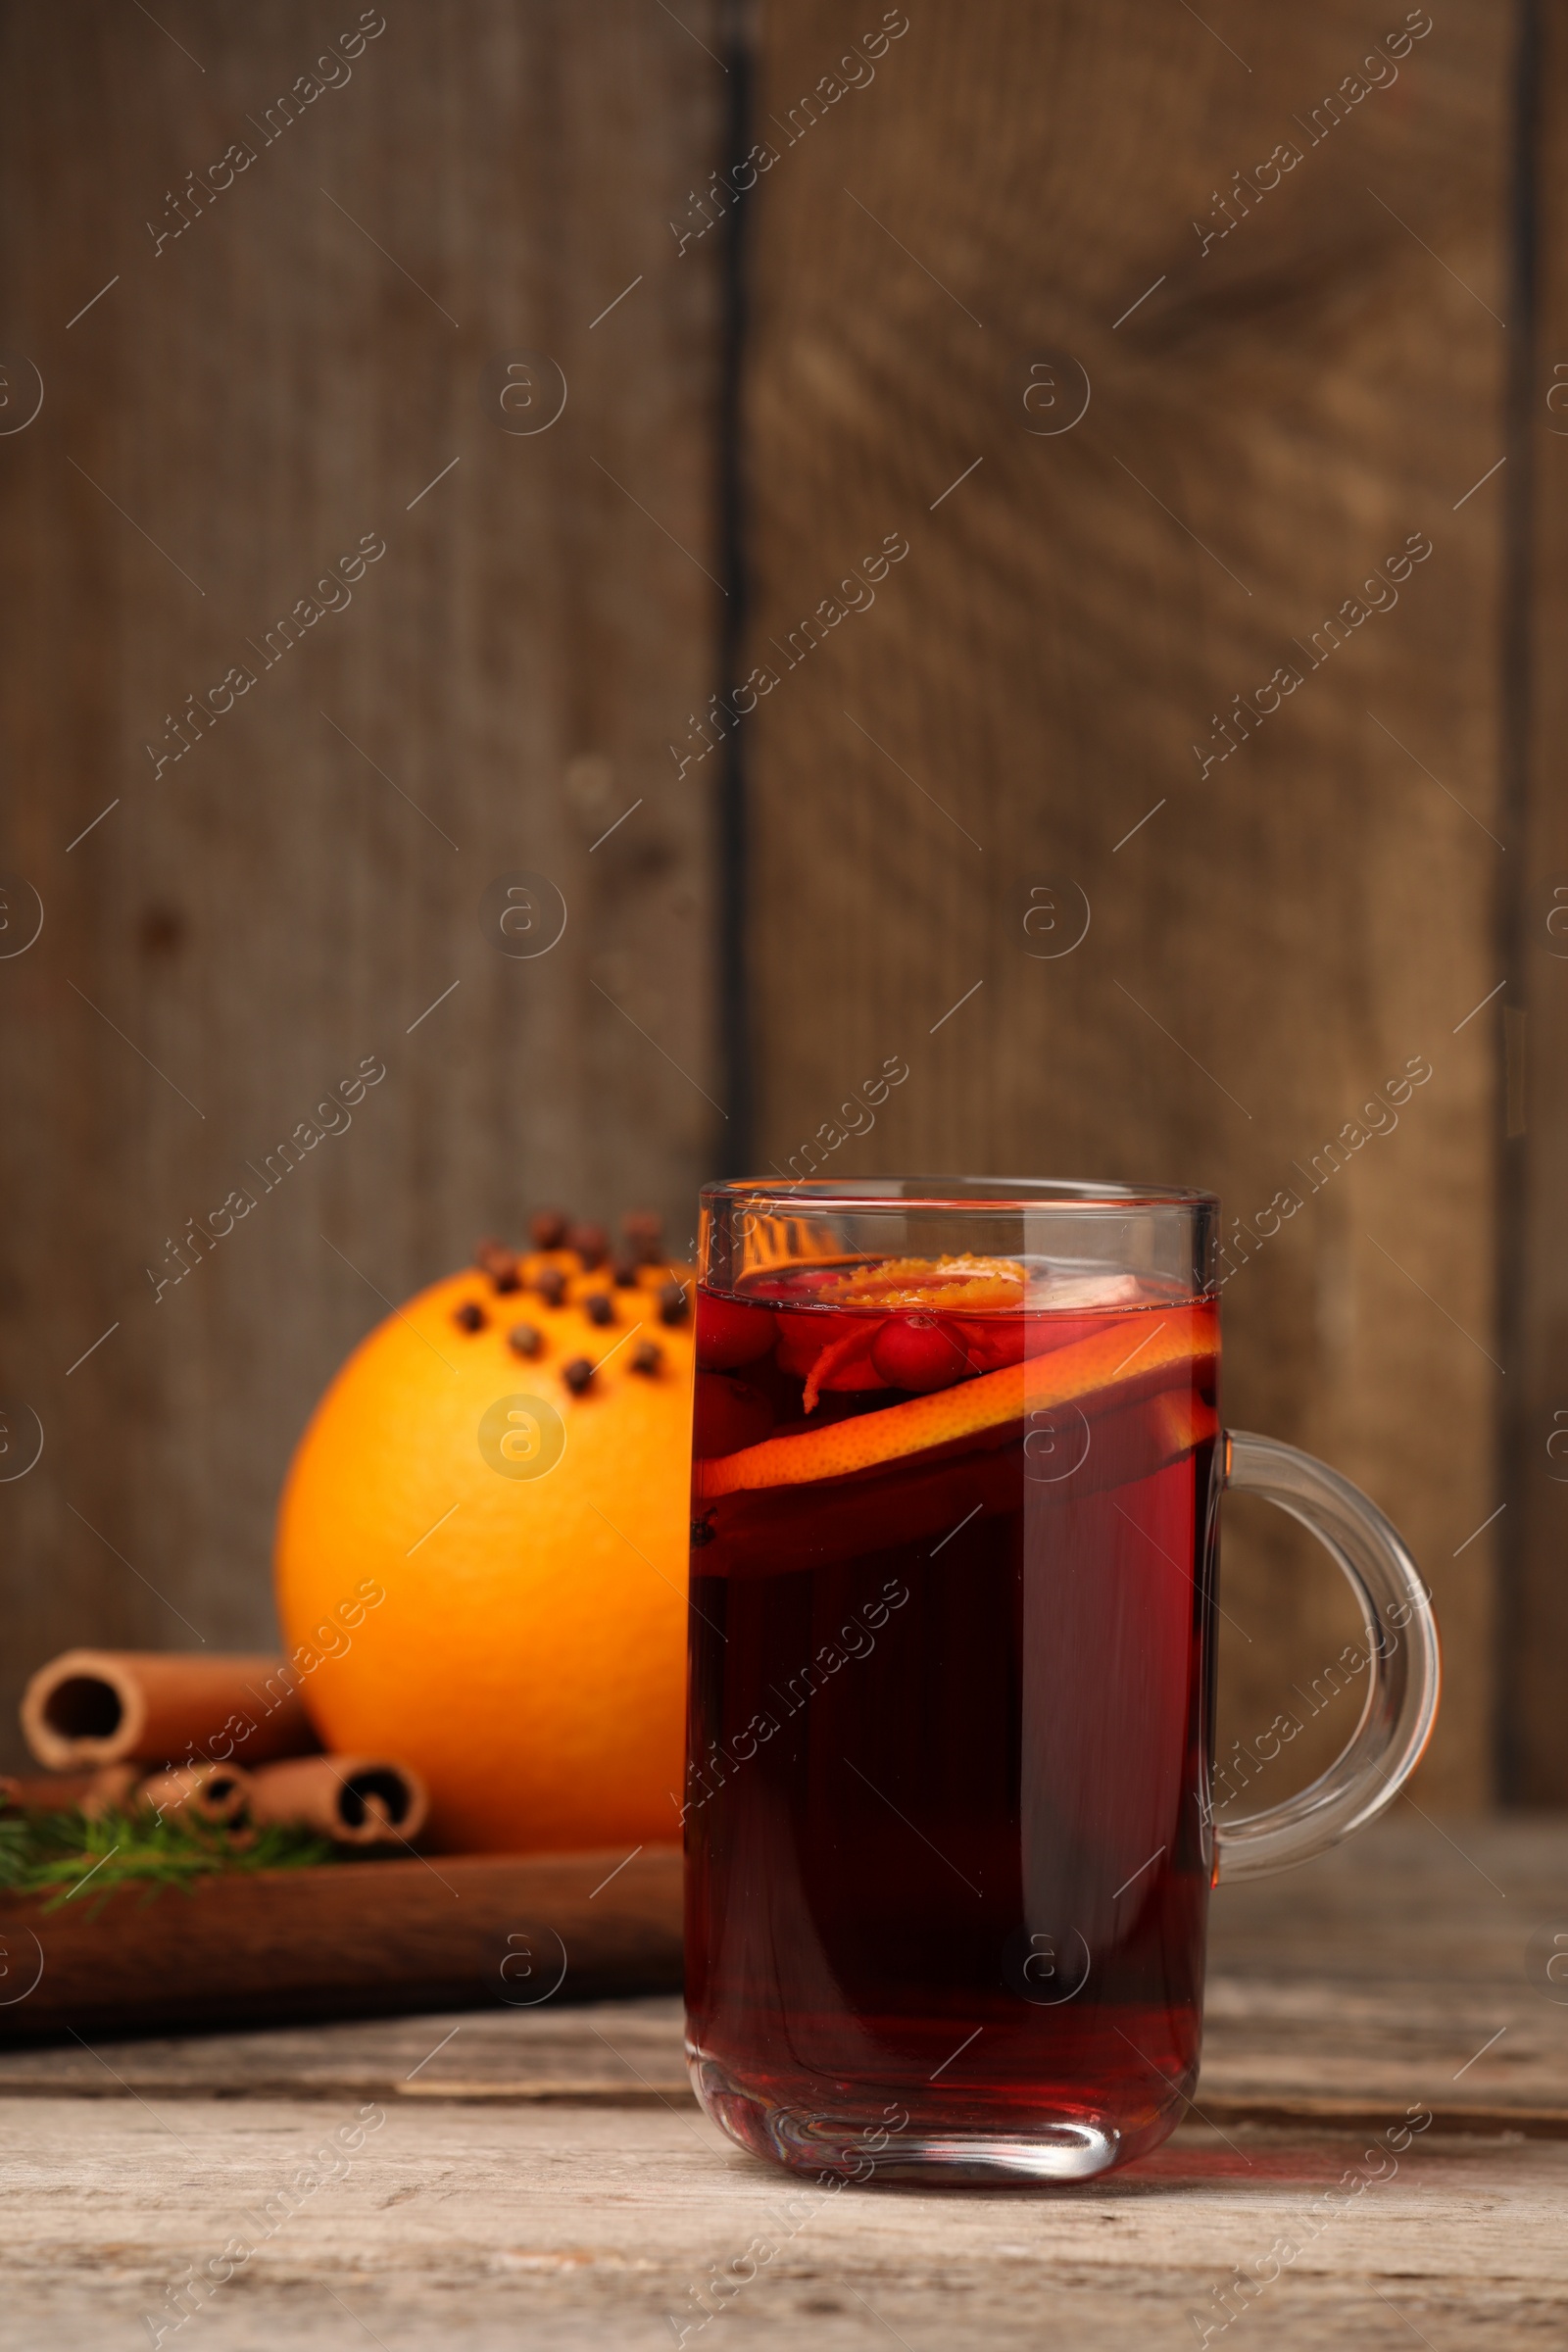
273, 1213, 694, 1854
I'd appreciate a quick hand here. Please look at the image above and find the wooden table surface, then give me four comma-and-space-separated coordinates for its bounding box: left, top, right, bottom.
4, 1817, 1567, 2349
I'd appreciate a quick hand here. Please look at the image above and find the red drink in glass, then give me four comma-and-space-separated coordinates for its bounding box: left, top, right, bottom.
684, 1250, 1221, 2181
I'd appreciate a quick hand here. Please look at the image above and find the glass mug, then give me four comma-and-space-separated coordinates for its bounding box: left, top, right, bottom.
682, 1178, 1440, 2184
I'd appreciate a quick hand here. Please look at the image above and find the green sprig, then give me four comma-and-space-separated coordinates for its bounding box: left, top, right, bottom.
0, 1800, 338, 1913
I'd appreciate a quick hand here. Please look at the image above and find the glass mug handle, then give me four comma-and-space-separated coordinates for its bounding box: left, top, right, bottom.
1214, 1431, 1442, 1885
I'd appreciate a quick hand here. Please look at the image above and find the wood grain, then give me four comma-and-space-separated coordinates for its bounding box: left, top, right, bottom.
0, 1843, 682, 2041
0, 1, 725, 1771
2, 1819, 1565, 2346
0, 0, 1544, 1824
737, 2, 1512, 1808
2, 2107, 1564, 2349
1502, 0, 1568, 1802
2, 1815, 1558, 2119
0, 1995, 695, 2104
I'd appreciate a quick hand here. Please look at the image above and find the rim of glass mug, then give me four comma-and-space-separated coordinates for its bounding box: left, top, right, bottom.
704, 1174, 1216, 1208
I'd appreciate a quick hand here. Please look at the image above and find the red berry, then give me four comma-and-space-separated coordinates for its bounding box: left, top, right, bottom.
870, 1313, 969, 1392
695, 1294, 776, 1369
960, 1318, 1026, 1372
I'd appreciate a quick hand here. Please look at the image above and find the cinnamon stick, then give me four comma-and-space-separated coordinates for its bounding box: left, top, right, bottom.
246, 1756, 429, 1846
20, 1650, 317, 1772
137, 1762, 253, 1828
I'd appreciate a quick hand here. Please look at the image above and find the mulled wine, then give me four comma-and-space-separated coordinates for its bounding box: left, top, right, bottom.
684, 1253, 1220, 2181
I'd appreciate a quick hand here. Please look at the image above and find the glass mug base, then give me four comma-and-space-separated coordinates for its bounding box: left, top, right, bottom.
687, 2043, 1187, 2184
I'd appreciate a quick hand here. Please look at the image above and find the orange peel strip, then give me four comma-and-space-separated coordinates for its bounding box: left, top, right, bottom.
802, 1322, 879, 1413
824, 1254, 1026, 1311
1147, 1384, 1219, 1465
697, 1305, 1214, 1497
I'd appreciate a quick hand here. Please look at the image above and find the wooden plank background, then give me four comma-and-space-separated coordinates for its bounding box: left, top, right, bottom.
737, 0, 1516, 1809
0, 1, 1555, 1810
1505, 0, 1568, 1804
0, 1, 725, 1768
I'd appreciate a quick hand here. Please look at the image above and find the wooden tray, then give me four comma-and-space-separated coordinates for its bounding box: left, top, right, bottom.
0, 1843, 682, 2041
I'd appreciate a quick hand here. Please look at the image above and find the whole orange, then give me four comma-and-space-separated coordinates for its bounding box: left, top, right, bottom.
273, 1227, 694, 1853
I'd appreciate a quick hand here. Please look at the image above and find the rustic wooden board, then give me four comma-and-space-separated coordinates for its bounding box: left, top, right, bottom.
3, 2101, 1565, 2350
737, 1, 1513, 1810
1205, 1812, 1568, 1978
0, 1994, 695, 2105
1504, 0, 1568, 1803
0, 1843, 682, 2041
0, 1817, 1560, 2116
0, 0, 725, 1772
5, 1973, 1566, 2136
3, 1821, 1566, 2346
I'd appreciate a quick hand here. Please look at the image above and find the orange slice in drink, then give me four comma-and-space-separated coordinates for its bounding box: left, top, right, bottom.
696, 1302, 1215, 1498
699, 1378, 1218, 1578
